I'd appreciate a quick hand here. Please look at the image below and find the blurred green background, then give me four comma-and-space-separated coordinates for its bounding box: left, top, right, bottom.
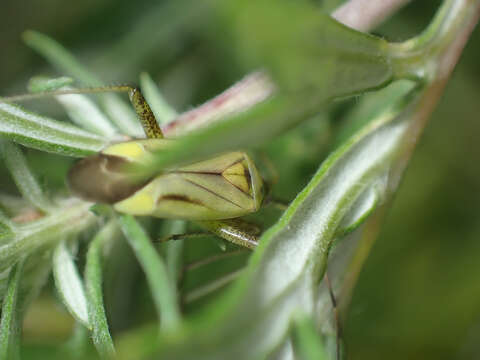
1, 0, 480, 359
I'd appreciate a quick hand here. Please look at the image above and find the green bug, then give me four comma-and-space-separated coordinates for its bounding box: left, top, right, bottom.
4, 85, 265, 248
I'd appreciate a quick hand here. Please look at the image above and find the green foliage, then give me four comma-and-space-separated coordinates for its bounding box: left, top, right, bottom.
0, 1, 478, 359
118, 215, 181, 330
0, 261, 25, 360
85, 223, 117, 359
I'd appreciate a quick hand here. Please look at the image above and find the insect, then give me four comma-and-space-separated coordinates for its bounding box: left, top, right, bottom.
3, 85, 265, 248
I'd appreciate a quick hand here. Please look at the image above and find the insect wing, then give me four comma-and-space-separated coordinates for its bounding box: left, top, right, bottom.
114, 152, 264, 220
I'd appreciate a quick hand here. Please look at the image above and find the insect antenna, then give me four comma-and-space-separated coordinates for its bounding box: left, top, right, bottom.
1, 84, 164, 139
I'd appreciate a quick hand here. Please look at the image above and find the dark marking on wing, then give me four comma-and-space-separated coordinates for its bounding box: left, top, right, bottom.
157, 194, 206, 207
183, 178, 244, 209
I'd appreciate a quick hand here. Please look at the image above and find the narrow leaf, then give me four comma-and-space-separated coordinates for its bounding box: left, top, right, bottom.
0, 209, 13, 239
27, 76, 117, 137
163, 220, 186, 287
217, 0, 393, 93
0, 102, 108, 156
291, 314, 328, 360
184, 269, 243, 304
28, 76, 74, 92
132, 0, 400, 177
54, 90, 118, 137
118, 215, 180, 330
53, 239, 90, 328
0, 201, 95, 272
0, 139, 54, 212
85, 222, 117, 359
23, 30, 143, 137
0, 194, 29, 216
0, 260, 25, 360
140, 72, 177, 125
336, 184, 380, 236
120, 84, 421, 359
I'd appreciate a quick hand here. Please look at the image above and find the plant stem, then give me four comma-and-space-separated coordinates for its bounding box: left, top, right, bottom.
340, 0, 480, 312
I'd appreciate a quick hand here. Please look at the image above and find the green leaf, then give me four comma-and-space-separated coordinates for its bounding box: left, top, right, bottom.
336, 182, 380, 237
53, 89, 118, 138
28, 76, 74, 92
184, 269, 243, 304
131, 0, 403, 177
0, 260, 25, 360
162, 220, 186, 287
0, 201, 95, 273
0, 139, 54, 213
291, 314, 328, 360
118, 215, 180, 330
0, 209, 13, 241
85, 222, 117, 359
0, 194, 29, 217
135, 94, 314, 178
28, 76, 118, 137
118, 83, 421, 359
217, 0, 394, 94
140, 72, 177, 125
0, 102, 108, 156
53, 239, 90, 328
23, 30, 143, 137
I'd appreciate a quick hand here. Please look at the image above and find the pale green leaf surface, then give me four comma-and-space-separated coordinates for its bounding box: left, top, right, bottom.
0, 209, 13, 242
53, 240, 90, 328
0, 194, 29, 217
217, 0, 394, 93
27, 76, 118, 137
118, 83, 419, 359
163, 220, 186, 286
54, 90, 118, 137
0, 260, 24, 360
0, 102, 108, 156
28, 76, 74, 92
0, 139, 54, 213
85, 222, 117, 359
291, 314, 328, 360
118, 215, 180, 330
0, 201, 94, 272
23, 30, 143, 137
336, 182, 380, 237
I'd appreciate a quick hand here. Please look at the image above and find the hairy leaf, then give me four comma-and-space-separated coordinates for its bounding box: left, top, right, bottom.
0, 102, 108, 156
85, 222, 117, 359
0, 260, 24, 360
23, 30, 143, 137
119, 215, 180, 330
118, 83, 420, 359
53, 240, 90, 328
0, 139, 54, 212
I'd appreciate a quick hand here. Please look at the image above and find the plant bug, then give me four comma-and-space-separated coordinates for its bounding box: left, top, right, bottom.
2, 85, 265, 248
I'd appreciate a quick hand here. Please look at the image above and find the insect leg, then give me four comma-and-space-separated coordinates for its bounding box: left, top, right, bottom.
157, 232, 210, 243
126, 87, 164, 139
195, 219, 260, 249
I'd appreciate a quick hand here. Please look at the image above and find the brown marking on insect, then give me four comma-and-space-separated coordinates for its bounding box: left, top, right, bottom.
157, 194, 206, 207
